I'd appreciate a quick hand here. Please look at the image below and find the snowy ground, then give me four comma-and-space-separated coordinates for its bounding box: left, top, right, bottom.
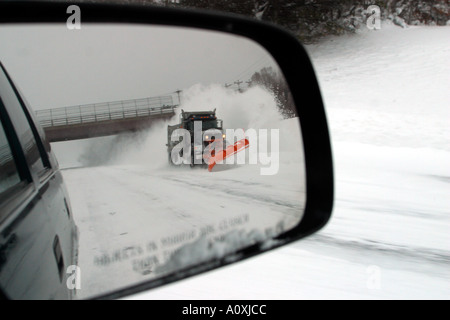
56, 23, 450, 300
122, 24, 450, 300
55, 86, 306, 299
62, 158, 305, 299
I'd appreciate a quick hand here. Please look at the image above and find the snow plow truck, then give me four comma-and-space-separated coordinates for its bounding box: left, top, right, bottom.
167, 109, 249, 171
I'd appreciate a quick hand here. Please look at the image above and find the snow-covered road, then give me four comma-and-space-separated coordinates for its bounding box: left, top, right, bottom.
56, 23, 450, 300
62, 149, 305, 299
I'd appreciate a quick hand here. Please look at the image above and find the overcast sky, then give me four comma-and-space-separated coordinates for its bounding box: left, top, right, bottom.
0, 23, 277, 110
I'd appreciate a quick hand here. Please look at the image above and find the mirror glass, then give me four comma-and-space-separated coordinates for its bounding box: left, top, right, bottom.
0, 23, 305, 299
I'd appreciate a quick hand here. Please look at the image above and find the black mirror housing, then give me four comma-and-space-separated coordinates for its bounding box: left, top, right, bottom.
0, 1, 333, 300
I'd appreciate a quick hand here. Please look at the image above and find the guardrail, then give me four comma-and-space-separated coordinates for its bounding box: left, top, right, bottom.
35, 95, 175, 128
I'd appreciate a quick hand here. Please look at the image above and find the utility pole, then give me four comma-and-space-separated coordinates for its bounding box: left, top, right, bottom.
234, 80, 243, 92
175, 89, 182, 105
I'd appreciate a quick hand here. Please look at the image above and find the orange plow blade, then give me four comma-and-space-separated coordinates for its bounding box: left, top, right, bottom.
208, 138, 249, 172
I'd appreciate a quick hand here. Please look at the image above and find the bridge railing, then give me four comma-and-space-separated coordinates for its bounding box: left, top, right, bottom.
35, 95, 175, 128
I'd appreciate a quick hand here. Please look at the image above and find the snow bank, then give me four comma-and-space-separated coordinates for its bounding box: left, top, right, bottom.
307, 24, 450, 151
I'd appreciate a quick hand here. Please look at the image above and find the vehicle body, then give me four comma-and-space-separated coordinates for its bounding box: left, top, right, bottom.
0, 62, 78, 299
167, 109, 226, 167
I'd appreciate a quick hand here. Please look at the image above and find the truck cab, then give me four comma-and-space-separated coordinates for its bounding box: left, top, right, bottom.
167, 109, 226, 167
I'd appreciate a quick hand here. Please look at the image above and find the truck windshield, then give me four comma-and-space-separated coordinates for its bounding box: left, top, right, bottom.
186, 120, 222, 131
202, 120, 221, 130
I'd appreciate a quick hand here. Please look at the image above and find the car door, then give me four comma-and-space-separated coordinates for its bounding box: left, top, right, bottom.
0, 64, 76, 299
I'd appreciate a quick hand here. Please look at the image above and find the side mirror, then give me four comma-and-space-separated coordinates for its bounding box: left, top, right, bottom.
0, 2, 333, 300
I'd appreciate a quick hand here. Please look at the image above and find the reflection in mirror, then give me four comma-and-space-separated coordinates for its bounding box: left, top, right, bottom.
0, 24, 305, 299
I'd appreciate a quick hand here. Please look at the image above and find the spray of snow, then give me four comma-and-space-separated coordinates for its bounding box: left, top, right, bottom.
68, 83, 303, 170
178, 83, 282, 130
